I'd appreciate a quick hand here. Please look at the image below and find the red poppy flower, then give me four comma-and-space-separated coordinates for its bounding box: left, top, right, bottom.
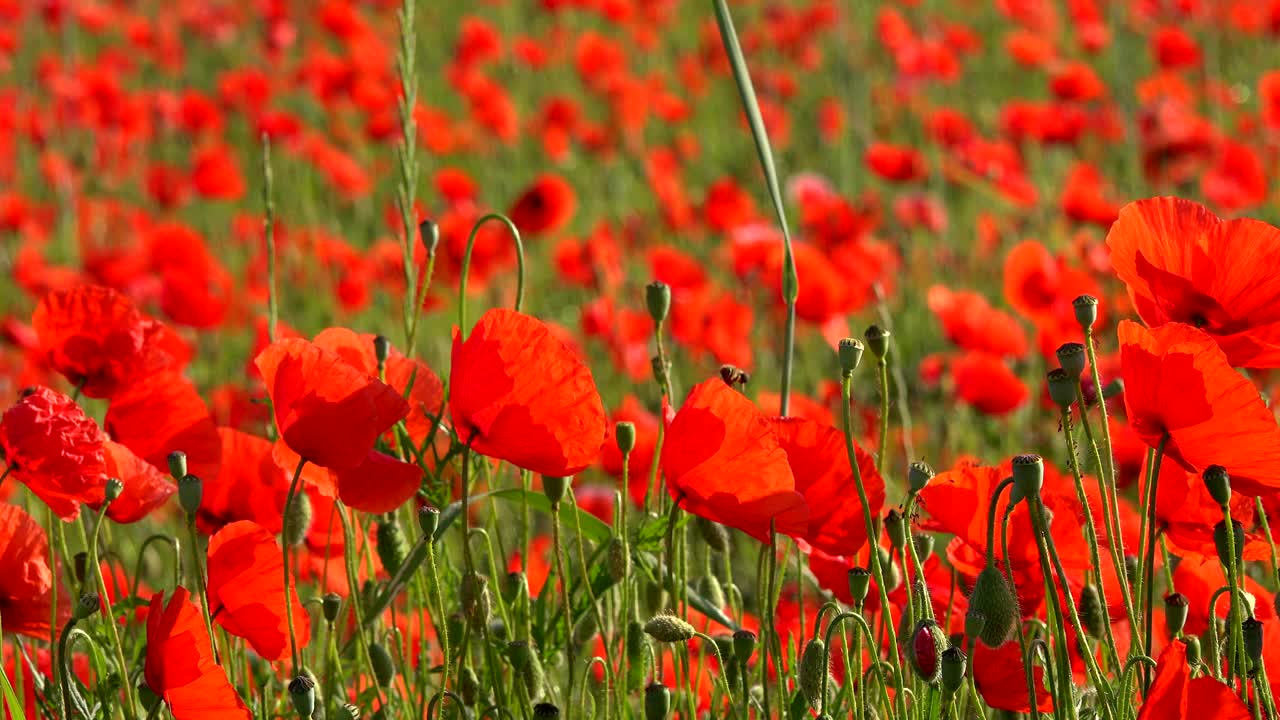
105, 371, 222, 484
951, 351, 1029, 416
449, 308, 606, 477
927, 285, 1029, 359
1202, 141, 1267, 212
1119, 321, 1280, 497
32, 285, 188, 399
255, 338, 409, 470
1144, 457, 1270, 562
191, 145, 246, 201
507, 173, 576, 236
198, 428, 288, 536
0, 503, 63, 639
1172, 555, 1275, 637
1137, 640, 1249, 720
96, 440, 176, 524
973, 641, 1053, 713
770, 416, 884, 557
865, 142, 927, 182
206, 520, 310, 661
1107, 198, 1280, 368
0, 386, 106, 520
661, 379, 807, 543
145, 587, 251, 720
598, 395, 660, 508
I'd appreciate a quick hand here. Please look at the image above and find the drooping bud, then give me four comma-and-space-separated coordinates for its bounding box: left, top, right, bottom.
696, 516, 729, 553
533, 703, 561, 720
178, 474, 203, 515
376, 517, 409, 575
798, 639, 829, 711
864, 325, 891, 360
288, 675, 317, 719
1202, 466, 1231, 507
1073, 295, 1099, 330
908, 619, 948, 683
1011, 454, 1044, 499
1078, 585, 1105, 640
615, 422, 637, 455
458, 666, 481, 707
75, 593, 100, 621
104, 477, 124, 502
368, 642, 396, 688
644, 614, 695, 643
624, 621, 647, 691
1242, 617, 1264, 673
606, 538, 630, 583
908, 461, 934, 493
838, 338, 865, 376
418, 505, 441, 538
940, 646, 966, 695
1214, 519, 1245, 570
913, 533, 935, 561
646, 282, 671, 324
282, 489, 312, 547
1102, 378, 1124, 400
1056, 343, 1087, 377
848, 567, 871, 604
542, 475, 571, 505
878, 548, 902, 591
644, 683, 671, 720
1165, 593, 1189, 637
733, 629, 757, 666
967, 565, 1018, 647
73, 552, 88, 584
1046, 368, 1078, 409
503, 571, 529, 608
573, 613, 597, 646
167, 451, 188, 480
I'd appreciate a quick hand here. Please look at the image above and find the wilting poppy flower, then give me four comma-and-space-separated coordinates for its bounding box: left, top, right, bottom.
96, 441, 176, 524
450, 308, 606, 477
1106, 197, 1280, 367
770, 416, 884, 557
197, 428, 288, 535
105, 371, 222, 484
145, 587, 251, 720
951, 351, 1029, 415
661, 379, 807, 542
1118, 321, 1280, 497
0, 386, 106, 520
1137, 640, 1249, 720
973, 641, 1053, 713
0, 503, 63, 639
508, 173, 576, 236
206, 520, 310, 661
32, 285, 188, 399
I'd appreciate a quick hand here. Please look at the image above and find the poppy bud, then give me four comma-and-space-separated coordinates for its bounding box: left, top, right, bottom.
1102, 378, 1124, 400
884, 509, 907, 550
533, 703, 560, 720
878, 548, 902, 591
418, 505, 440, 538
1214, 519, 1245, 570
75, 593, 100, 621
697, 574, 725, 609
376, 518, 409, 575
940, 646, 966, 695
368, 642, 396, 688
322, 593, 341, 623
1184, 636, 1202, 665
507, 640, 545, 700
1046, 368, 1078, 409
288, 675, 317, 719
503, 571, 529, 607
908, 461, 934, 493
733, 629, 757, 665
104, 477, 124, 502
1125, 555, 1140, 586
458, 666, 481, 707
1202, 465, 1231, 507
696, 516, 729, 553
1011, 454, 1044, 499
542, 475, 571, 505
606, 538, 630, 583
615, 422, 637, 455
644, 614, 694, 643
624, 621, 647, 691
848, 567, 871, 604
1056, 342, 1087, 377
371, 337, 391, 370
864, 325, 891, 360
799, 639, 829, 711
1167, 594, 1198, 637
1072, 295, 1099, 330
1243, 617, 1264, 673
178, 474, 203, 515
908, 619, 948, 683
641, 578, 667, 617
573, 613, 597, 646
1078, 584, 1105, 640
419, 219, 440, 257
282, 489, 312, 547
968, 565, 1018, 647
167, 451, 188, 480
838, 338, 865, 376
461, 573, 492, 630
72, 552, 89, 585
646, 281, 671, 323
644, 683, 670, 720
913, 533, 935, 561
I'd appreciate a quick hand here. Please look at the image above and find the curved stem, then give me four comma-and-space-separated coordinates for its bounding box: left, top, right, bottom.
457, 213, 525, 335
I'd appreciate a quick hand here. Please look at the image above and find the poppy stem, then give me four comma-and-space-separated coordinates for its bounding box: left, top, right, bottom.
1254, 497, 1280, 588
759, 521, 778, 720
1002, 503, 1044, 720
1218, 501, 1246, 696
456, 213, 525, 337
550, 499, 574, 720
88, 501, 139, 720
261, 133, 278, 344
875, 356, 890, 475
1138, 434, 1168, 692
184, 515, 222, 666
281, 457, 307, 678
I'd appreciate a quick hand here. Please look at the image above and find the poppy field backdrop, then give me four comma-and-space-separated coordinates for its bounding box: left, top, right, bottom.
3, 0, 1280, 719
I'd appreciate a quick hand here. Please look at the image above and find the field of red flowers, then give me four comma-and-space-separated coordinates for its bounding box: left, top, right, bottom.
4, 0, 1280, 719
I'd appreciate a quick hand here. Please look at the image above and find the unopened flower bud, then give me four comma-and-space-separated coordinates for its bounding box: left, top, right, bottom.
288, 675, 317, 718
838, 338, 865, 376
376, 518, 409, 575
696, 516, 729, 553
697, 574, 726, 609
322, 593, 342, 623
913, 533, 935, 561
461, 573, 492, 630
419, 219, 440, 257
940, 646, 966, 694
178, 474, 203, 515
1011, 454, 1044, 499
799, 639, 829, 711
1165, 593, 1189, 637
458, 665, 481, 707
615, 422, 637, 455
606, 537, 630, 583
503, 571, 529, 607
1078, 584, 1105, 640
373, 335, 391, 367
1243, 617, 1264, 673
885, 509, 907, 550
908, 461, 934, 493
878, 548, 902, 591
624, 621, 647, 691
542, 475, 571, 505
368, 642, 396, 688
1214, 519, 1245, 570
282, 489, 312, 547
1203, 466, 1231, 507
573, 613, 597, 646
646, 282, 671, 324
733, 629, 756, 665
644, 683, 670, 720
1056, 342, 1086, 377
507, 640, 545, 700
418, 505, 440, 538
644, 614, 695, 643
75, 593, 100, 621
864, 325, 891, 360
104, 477, 124, 502
908, 619, 948, 683
848, 567, 871, 604
167, 451, 188, 480
1184, 636, 1202, 665
968, 565, 1017, 647
1046, 368, 1078, 409
1073, 295, 1099, 330
1102, 377, 1124, 400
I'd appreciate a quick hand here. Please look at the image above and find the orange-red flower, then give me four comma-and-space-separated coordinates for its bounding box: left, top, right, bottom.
449, 308, 606, 477
145, 587, 252, 720
661, 379, 807, 542
973, 641, 1053, 713
96, 440, 176, 524
206, 520, 310, 661
1137, 639, 1250, 720
1107, 197, 1280, 367
951, 351, 1029, 416
105, 371, 222, 485
508, 173, 576, 236
0, 503, 63, 639
197, 428, 289, 535
0, 386, 106, 520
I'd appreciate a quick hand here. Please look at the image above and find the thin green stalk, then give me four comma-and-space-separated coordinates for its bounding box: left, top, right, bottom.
281, 458, 307, 677
457, 213, 525, 334
261, 134, 278, 343
87, 504, 139, 720
550, 501, 574, 720
1254, 497, 1280, 588
1219, 501, 1246, 694
1139, 435, 1169, 691
876, 357, 890, 475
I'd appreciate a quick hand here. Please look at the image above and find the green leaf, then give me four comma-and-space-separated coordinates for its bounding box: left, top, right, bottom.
0, 662, 25, 720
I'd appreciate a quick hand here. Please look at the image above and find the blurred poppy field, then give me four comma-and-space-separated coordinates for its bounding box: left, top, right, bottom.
6, 0, 1280, 718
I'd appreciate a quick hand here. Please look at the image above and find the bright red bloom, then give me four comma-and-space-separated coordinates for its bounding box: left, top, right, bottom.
661, 379, 807, 543
97, 440, 176, 524
1172, 555, 1275, 636
1137, 640, 1250, 720
0, 386, 106, 520
105, 371, 222, 485
865, 142, 927, 182
1107, 197, 1280, 368
508, 174, 576, 236
1202, 141, 1267, 212
0, 503, 63, 639
951, 351, 1029, 415
1118, 321, 1280, 497
449, 309, 606, 477
973, 641, 1053, 713
145, 587, 251, 720
598, 396, 660, 508
206, 521, 310, 661
197, 428, 288, 535
927, 285, 1028, 359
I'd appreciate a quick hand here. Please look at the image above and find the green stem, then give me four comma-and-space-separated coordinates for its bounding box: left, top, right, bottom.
281, 458, 307, 677
261, 134, 278, 344
551, 502, 574, 720
457, 213, 525, 335
876, 358, 890, 475
1139, 435, 1169, 691
88, 505, 139, 720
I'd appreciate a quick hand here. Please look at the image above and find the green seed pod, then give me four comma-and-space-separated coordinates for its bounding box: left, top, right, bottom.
913, 533, 935, 561
1078, 584, 1105, 640
321, 593, 342, 623
884, 509, 907, 551
1046, 368, 1078, 409
878, 548, 902, 592
967, 565, 1018, 647
167, 451, 188, 480
1184, 636, 1203, 665
606, 537, 630, 582
908, 461, 935, 493
75, 593, 100, 621
488, 617, 508, 641
864, 325, 891, 360
646, 281, 671, 324
458, 666, 481, 707
908, 618, 948, 684
644, 614, 694, 643
625, 620, 647, 691
1125, 555, 1140, 587
418, 506, 441, 538
542, 476, 571, 505
288, 675, 317, 719
282, 488, 312, 547
644, 683, 671, 720
376, 517, 409, 575
533, 703, 560, 720
1165, 593, 1189, 637
1072, 295, 1099, 330
848, 567, 871, 604
1242, 617, 1264, 673
503, 571, 529, 608
1202, 465, 1231, 507
964, 610, 986, 645
1011, 454, 1044, 499
798, 639, 829, 711
1214, 519, 1245, 570
178, 474, 203, 515
940, 646, 966, 695
1056, 342, 1087, 377
733, 629, 757, 666
104, 477, 124, 502
573, 613, 597, 646
838, 338, 865, 376
368, 642, 396, 688
695, 516, 729, 553
373, 335, 391, 367
615, 422, 637, 455
507, 640, 545, 700
697, 574, 725, 609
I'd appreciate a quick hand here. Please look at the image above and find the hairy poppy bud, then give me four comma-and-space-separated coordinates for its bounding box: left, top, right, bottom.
542, 475, 571, 505
1046, 368, 1078, 409
885, 509, 907, 550
646, 282, 671, 324
1011, 454, 1044, 499
908, 461, 934, 493
1125, 555, 1140, 586
968, 565, 1018, 647
1165, 593, 1189, 637
696, 516, 729, 553
838, 338, 865, 376
288, 675, 317, 719
864, 325, 891, 360
848, 568, 871, 604
1078, 585, 1105, 640
644, 614, 694, 643
507, 640, 545, 700
644, 683, 670, 720
368, 642, 395, 688
376, 518, 409, 575
909, 619, 948, 683
697, 575, 725, 609
167, 451, 188, 480
1184, 636, 1202, 665
372, 335, 391, 368
322, 593, 341, 623
799, 639, 829, 711
733, 629, 757, 665
719, 364, 750, 388
282, 489, 312, 547
178, 474, 203, 515
940, 646, 966, 695
533, 703, 560, 720
75, 593, 100, 621
104, 477, 124, 502
606, 538, 630, 583
418, 505, 440, 538
419, 219, 440, 257
1056, 342, 1087, 377
615, 422, 637, 455
913, 533, 935, 561
878, 548, 902, 591
503, 571, 529, 608
1214, 519, 1245, 570
1243, 617, 1264, 673
1073, 295, 1099, 330
1203, 466, 1231, 507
